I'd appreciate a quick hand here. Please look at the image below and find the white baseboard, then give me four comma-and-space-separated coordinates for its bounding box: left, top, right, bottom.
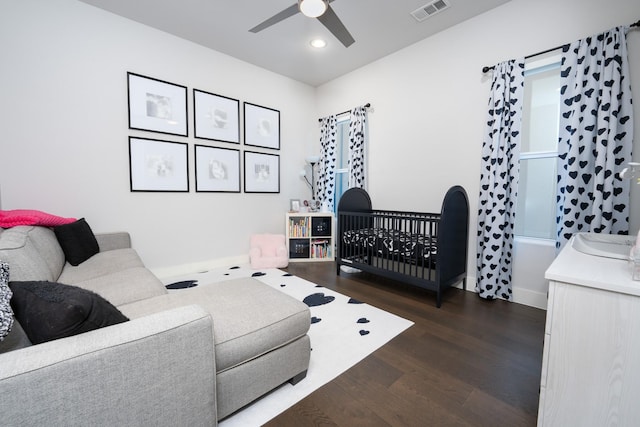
512, 287, 548, 310
150, 254, 250, 279
461, 275, 547, 310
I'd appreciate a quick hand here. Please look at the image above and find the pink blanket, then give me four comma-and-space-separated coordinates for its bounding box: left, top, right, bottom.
0, 209, 76, 228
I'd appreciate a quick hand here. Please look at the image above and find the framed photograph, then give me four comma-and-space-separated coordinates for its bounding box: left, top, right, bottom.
244, 102, 280, 150
290, 199, 300, 212
127, 72, 188, 136
244, 151, 280, 193
195, 145, 240, 193
194, 89, 240, 143
129, 137, 189, 192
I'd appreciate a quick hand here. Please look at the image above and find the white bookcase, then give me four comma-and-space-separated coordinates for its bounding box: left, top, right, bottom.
286, 212, 334, 262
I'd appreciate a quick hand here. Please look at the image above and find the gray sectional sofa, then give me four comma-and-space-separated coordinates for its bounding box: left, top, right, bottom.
0, 225, 311, 426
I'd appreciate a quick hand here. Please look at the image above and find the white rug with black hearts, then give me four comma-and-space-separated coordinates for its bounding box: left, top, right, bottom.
162, 265, 414, 427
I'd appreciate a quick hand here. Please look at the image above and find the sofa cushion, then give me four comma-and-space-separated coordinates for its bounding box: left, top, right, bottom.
58, 248, 144, 284
72, 267, 167, 307
0, 262, 13, 341
9, 280, 129, 344
0, 318, 31, 354
26, 226, 66, 280
119, 277, 310, 372
0, 226, 62, 282
54, 218, 99, 266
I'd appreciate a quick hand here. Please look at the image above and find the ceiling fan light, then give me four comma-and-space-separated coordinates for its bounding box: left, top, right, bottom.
299, 0, 327, 18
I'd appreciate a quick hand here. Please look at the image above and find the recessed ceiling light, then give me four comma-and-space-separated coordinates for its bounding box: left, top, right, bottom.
310, 38, 327, 48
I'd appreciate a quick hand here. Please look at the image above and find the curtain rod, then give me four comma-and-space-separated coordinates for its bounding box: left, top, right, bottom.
318, 103, 371, 122
481, 19, 640, 73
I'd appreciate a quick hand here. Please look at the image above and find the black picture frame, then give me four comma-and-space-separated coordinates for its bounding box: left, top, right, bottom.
244, 151, 280, 193
129, 137, 189, 192
127, 72, 188, 137
194, 145, 241, 193
193, 89, 240, 143
243, 102, 280, 150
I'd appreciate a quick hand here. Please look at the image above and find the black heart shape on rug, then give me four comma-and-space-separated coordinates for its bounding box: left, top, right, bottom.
252, 272, 266, 277
348, 298, 363, 304
357, 318, 370, 324
311, 316, 321, 324
229, 266, 240, 270
282, 273, 293, 276
359, 330, 370, 336
303, 293, 335, 307
165, 280, 198, 290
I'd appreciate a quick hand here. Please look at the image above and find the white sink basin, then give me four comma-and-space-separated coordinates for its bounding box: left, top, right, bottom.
572, 233, 635, 260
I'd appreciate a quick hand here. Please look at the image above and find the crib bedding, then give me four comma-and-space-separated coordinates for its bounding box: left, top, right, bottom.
342, 227, 437, 263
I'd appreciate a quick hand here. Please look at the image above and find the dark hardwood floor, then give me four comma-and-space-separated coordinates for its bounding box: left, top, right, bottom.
266, 262, 546, 427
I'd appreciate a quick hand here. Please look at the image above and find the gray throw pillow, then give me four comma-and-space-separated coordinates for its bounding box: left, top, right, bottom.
0, 261, 14, 341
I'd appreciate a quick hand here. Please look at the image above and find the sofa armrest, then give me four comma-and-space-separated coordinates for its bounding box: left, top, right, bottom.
95, 231, 131, 252
0, 305, 217, 426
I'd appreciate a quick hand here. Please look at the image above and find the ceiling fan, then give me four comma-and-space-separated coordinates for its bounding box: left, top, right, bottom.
249, 0, 355, 48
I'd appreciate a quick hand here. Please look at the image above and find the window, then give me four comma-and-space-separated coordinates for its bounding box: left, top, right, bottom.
514, 54, 561, 239
333, 114, 350, 213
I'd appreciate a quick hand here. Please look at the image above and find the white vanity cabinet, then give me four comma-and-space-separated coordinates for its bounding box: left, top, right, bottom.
538, 239, 640, 426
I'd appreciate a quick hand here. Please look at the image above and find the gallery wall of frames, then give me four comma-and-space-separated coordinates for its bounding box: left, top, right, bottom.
126, 72, 281, 194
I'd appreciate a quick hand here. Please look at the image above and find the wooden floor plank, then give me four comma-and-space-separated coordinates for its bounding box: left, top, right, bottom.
263, 262, 546, 426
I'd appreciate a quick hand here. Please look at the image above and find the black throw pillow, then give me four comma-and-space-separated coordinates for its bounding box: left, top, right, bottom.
54, 218, 100, 266
9, 281, 129, 344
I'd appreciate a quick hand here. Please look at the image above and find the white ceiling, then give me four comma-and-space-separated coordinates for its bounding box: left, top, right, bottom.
79, 0, 510, 86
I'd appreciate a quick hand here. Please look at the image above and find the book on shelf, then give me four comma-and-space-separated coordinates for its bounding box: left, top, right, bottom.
288, 217, 310, 237
311, 240, 331, 259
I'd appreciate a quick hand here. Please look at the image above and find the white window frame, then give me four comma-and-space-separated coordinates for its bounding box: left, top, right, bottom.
515, 52, 561, 240
333, 113, 350, 213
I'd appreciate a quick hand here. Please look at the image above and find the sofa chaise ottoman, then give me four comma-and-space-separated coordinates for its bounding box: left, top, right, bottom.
0, 224, 311, 425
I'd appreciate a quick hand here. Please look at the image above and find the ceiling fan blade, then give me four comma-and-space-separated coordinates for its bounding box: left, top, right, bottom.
249, 3, 300, 33
317, 4, 355, 47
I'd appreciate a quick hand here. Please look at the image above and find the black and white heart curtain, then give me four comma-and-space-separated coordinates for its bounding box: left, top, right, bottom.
348, 105, 368, 189
476, 59, 525, 302
317, 106, 369, 211
316, 115, 337, 211
555, 26, 634, 249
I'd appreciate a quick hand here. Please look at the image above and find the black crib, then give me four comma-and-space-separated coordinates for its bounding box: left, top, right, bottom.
336, 185, 469, 307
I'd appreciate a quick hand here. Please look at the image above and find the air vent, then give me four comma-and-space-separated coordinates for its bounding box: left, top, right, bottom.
410, 0, 450, 22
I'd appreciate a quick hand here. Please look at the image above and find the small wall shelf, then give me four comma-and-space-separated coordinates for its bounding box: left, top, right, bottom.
286, 212, 334, 262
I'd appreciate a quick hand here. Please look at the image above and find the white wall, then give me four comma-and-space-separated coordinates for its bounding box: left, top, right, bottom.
316, 0, 640, 308
0, 0, 317, 275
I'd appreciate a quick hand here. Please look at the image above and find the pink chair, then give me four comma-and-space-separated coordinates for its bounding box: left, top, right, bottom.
250, 234, 288, 269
